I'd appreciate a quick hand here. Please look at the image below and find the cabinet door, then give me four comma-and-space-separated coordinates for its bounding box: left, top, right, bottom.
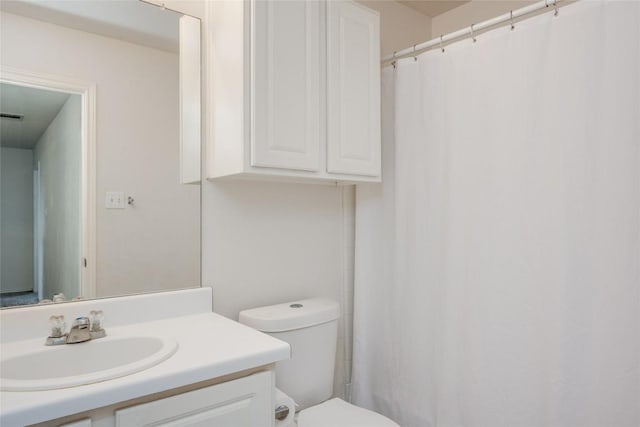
327, 1, 380, 177
252, 0, 322, 172
114, 372, 272, 427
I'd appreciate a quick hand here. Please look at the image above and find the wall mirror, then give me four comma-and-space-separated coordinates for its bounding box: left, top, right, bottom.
0, 0, 201, 308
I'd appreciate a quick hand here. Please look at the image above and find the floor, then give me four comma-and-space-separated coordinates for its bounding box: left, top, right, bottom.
0, 291, 39, 307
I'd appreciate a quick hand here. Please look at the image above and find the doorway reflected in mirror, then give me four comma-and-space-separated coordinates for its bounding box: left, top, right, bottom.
1, 83, 82, 307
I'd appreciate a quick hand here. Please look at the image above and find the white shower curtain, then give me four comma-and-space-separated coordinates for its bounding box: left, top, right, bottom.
352, 1, 639, 426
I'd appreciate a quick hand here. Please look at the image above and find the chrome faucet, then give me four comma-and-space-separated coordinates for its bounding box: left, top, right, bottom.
66, 317, 92, 344
45, 311, 106, 346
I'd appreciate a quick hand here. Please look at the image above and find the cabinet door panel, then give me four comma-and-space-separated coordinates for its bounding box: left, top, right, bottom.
252, 0, 321, 172
327, 1, 380, 177
115, 372, 272, 427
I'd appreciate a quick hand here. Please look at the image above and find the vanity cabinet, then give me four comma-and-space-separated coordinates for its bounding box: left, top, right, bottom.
38, 370, 274, 427
2, 289, 289, 427
208, 0, 380, 184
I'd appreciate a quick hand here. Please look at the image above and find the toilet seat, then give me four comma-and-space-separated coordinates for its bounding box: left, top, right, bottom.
297, 398, 399, 427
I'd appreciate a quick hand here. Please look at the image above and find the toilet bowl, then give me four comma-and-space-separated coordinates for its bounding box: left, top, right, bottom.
296, 397, 398, 426
239, 298, 399, 427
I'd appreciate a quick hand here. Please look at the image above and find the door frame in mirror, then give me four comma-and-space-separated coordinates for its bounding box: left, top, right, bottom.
0, 66, 97, 300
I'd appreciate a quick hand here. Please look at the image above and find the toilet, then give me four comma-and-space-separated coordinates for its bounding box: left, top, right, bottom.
239, 298, 399, 427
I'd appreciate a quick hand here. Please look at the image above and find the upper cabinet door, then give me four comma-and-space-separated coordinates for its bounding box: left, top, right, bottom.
252, 0, 322, 172
327, 1, 380, 177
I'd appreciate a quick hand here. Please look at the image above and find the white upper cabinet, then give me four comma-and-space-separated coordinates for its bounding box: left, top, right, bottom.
208, 0, 380, 184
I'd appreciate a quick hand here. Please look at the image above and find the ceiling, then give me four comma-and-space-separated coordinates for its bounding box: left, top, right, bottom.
0, 0, 181, 53
0, 83, 72, 150
398, 0, 471, 17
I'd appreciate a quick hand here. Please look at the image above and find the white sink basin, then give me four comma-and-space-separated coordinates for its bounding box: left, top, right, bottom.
1, 336, 178, 391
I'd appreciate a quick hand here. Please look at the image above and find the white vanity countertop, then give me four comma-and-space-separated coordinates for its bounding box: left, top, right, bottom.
0, 289, 291, 427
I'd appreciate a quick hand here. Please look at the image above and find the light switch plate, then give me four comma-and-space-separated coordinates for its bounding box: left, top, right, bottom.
105, 191, 125, 209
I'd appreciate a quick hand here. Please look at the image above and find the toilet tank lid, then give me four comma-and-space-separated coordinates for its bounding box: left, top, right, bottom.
238, 298, 340, 332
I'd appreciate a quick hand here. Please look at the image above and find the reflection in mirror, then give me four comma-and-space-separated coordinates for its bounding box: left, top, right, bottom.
0, 0, 201, 308
1, 84, 82, 307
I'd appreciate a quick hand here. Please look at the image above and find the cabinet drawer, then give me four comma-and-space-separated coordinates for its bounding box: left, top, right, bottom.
58, 420, 91, 427
115, 371, 272, 427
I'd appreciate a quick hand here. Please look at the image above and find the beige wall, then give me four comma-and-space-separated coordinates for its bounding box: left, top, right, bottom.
431, 0, 537, 37
358, 0, 432, 57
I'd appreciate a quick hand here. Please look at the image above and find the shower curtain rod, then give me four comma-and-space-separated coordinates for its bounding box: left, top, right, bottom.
381, 0, 564, 64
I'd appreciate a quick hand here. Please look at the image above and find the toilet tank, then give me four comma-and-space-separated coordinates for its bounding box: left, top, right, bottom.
239, 298, 340, 410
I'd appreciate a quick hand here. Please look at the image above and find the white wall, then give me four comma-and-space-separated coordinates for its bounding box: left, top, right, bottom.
34, 95, 81, 300
0, 11, 200, 298
201, 179, 346, 398
201, 181, 343, 319
357, 0, 432, 57
0, 148, 34, 293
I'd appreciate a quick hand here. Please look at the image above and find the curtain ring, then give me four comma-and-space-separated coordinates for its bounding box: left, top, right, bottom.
510, 10, 515, 30
413, 44, 418, 61
470, 24, 476, 43
553, 0, 559, 16
440, 35, 444, 53
545, 0, 549, 7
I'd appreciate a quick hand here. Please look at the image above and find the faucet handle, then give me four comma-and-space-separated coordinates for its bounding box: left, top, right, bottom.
89, 310, 104, 332
45, 315, 68, 345
48, 315, 66, 338
89, 310, 106, 339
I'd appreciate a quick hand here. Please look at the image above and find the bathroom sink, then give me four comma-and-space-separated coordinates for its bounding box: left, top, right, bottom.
0, 336, 178, 391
